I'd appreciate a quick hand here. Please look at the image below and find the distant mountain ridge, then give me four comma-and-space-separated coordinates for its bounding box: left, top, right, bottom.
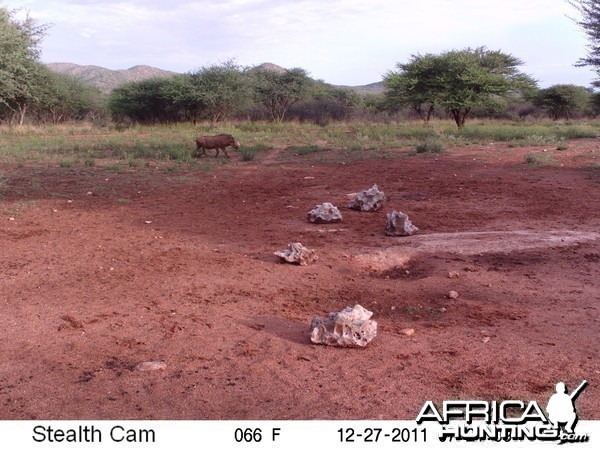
45, 62, 385, 95
46, 63, 177, 93
335, 81, 385, 95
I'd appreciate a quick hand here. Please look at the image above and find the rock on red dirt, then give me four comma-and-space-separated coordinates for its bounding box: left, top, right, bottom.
0, 141, 599, 420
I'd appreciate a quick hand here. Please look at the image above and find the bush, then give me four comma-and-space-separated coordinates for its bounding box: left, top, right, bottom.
533, 84, 592, 120
239, 150, 256, 161
288, 98, 356, 125
59, 158, 74, 167
415, 139, 445, 154
525, 152, 557, 165
238, 143, 272, 161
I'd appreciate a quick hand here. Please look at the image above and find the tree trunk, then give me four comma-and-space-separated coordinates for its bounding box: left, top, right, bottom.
414, 105, 434, 123
451, 107, 470, 128
426, 105, 434, 122
414, 105, 426, 123
17, 104, 27, 126
451, 109, 461, 128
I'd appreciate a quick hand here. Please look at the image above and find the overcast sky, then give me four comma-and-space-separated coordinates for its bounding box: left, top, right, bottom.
3, 0, 597, 87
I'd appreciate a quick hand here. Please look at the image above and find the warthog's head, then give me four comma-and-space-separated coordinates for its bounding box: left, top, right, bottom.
232, 139, 240, 149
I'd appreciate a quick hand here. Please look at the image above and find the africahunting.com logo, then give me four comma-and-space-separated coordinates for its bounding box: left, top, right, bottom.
416, 380, 589, 444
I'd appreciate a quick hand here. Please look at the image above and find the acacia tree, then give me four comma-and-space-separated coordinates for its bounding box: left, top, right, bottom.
384, 54, 441, 122
5, 60, 48, 125
569, 0, 600, 80
252, 67, 313, 122
108, 78, 177, 123
36, 71, 106, 123
533, 84, 591, 119
153, 62, 248, 124
159, 74, 202, 123
187, 61, 249, 123
0, 7, 48, 124
385, 47, 536, 127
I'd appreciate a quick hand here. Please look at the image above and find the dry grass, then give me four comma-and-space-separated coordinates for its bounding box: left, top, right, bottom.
0, 119, 598, 164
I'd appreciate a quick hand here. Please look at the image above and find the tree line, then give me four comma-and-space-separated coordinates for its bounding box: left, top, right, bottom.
107, 62, 367, 125
1, 5, 599, 128
1, 9, 106, 125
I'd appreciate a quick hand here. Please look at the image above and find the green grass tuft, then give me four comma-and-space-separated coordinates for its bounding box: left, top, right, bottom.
525, 151, 558, 165
59, 158, 75, 168
415, 139, 445, 154
238, 143, 272, 161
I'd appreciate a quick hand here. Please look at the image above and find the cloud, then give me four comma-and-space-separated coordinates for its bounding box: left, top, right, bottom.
2, 0, 595, 86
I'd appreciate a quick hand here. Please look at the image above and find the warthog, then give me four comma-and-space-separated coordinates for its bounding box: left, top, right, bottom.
194, 134, 240, 158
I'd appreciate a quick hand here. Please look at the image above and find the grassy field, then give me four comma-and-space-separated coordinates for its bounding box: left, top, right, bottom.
0, 119, 597, 165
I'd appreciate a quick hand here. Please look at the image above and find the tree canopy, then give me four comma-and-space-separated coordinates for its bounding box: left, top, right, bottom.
186, 61, 249, 123
569, 0, 600, 80
0, 7, 48, 124
107, 64, 322, 124
384, 47, 537, 127
108, 62, 251, 124
384, 53, 441, 122
251, 67, 314, 122
533, 84, 591, 120
108, 77, 176, 123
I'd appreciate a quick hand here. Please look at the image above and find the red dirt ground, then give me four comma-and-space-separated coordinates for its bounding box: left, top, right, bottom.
1, 141, 599, 420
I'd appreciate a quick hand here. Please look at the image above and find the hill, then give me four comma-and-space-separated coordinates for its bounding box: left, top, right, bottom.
45, 62, 385, 95
335, 81, 385, 95
46, 63, 178, 93
253, 62, 288, 74
255, 62, 385, 95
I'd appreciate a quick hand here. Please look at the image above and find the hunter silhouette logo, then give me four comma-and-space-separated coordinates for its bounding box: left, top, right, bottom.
546, 380, 587, 435
416, 380, 590, 443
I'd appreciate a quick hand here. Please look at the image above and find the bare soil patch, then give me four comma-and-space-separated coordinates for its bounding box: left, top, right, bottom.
1, 141, 599, 420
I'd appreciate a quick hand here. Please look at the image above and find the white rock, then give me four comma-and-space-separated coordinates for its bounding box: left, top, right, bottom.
347, 184, 385, 212
135, 361, 167, 371
448, 290, 459, 299
306, 202, 342, 224
384, 210, 419, 236
310, 304, 377, 347
274, 243, 317, 265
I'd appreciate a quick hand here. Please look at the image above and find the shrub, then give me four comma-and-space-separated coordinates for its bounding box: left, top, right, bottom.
415, 139, 445, 154
59, 158, 74, 168
525, 152, 557, 165
128, 158, 143, 167
240, 150, 256, 161
533, 84, 592, 120
238, 143, 272, 161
